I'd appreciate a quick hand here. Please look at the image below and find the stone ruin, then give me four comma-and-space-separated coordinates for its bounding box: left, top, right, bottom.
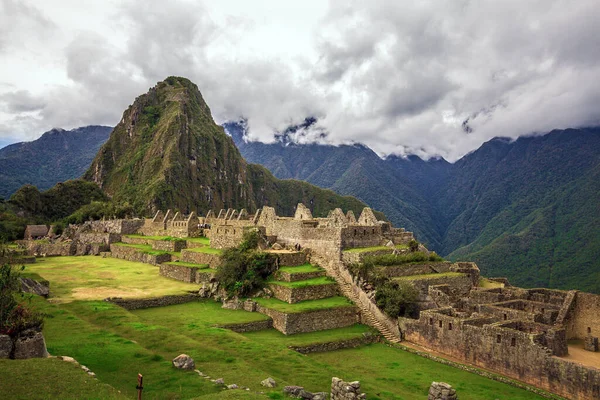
428, 382, 457, 400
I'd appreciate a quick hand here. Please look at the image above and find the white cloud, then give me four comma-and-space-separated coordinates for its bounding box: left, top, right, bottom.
0, 0, 599, 161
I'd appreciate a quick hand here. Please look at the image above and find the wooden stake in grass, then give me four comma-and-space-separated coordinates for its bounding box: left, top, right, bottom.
136, 373, 143, 400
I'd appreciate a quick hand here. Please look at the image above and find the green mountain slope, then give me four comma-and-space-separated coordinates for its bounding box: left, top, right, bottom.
230, 122, 600, 293
0, 126, 112, 198
84, 77, 370, 217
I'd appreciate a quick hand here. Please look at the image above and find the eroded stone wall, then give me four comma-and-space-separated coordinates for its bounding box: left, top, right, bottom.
109, 244, 171, 265
257, 305, 359, 335
269, 283, 339, 304
180, 250, 221, 268
400, 312, 600, 400
565, 292, 600, 340
108, 294, 200, 310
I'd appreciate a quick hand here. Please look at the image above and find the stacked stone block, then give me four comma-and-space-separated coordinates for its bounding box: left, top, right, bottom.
330, 377, 366, 400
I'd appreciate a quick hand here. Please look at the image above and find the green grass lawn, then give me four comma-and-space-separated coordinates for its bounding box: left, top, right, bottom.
253, 296, 353, 313
269, 276, 335, 288
0, 358, 127, 400
184, 247, 223, 255
164, 261, 210, 269
21, 256, 199, 302
278, 263, 322, 273
309, 344, 548, 400
394, 272, 465, 281
186, 237, 211, 245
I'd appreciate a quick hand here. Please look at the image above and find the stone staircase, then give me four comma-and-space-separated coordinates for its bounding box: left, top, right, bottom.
330, 267, 401, 343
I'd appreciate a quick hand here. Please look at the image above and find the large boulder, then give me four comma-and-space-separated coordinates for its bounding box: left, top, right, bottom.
428, 382, 457, 400
20, 278, 50, 298
172, 354, 195, 370
13, 331, 48, 359
0, 335, 13, 359
261, 377, 277, 388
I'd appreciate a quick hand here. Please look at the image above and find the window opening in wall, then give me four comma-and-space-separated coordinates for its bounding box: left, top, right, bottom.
448, 323, 453, 331
497, 335, 502, 344
354, 229, 357, 236
372, 229, 375, 234
541, 308, 545, 314
589, 327, 592, 335
511, 337, 516, 347
503, 313, 507, 320
439, 320, 443, 328
429, 318, 433, 325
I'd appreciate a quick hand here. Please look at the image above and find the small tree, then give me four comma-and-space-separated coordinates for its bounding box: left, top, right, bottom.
375, 280, 419, 318
0, 264, 44, 336
215, 230, 277, 297
408, 239, 419, 252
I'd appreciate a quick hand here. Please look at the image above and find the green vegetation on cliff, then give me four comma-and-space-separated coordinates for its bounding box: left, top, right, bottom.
84, 77, 370, 218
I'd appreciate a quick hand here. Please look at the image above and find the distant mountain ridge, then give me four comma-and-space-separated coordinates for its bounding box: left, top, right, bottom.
228, 121, 600, 293
0, 125, 112, 198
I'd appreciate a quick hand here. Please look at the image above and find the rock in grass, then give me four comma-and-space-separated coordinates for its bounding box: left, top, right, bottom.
227, 384, 238, 389
172, 354, 195, 370
261, 377, 277, 388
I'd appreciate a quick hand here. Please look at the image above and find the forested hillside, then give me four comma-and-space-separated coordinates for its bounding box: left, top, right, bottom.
0, 126, 111, 198
230, 123, 600, 293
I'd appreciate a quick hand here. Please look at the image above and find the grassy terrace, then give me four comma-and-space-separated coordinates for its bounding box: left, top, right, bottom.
112, 242, 167, 255
163, 261, 210, 269
269, 276, 335, 288
184, 246, 222, 255
243, 324, 374, 347
186, 236, 210, 245
253, 296, 353, 313
0, 358, 127, 400
343, 244, 408, 253
395, 272, 465, 281
278, 263, 322, 273
20, 256, 199, 302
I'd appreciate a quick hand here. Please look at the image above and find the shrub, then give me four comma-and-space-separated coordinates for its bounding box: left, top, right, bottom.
215, 230, 277, 297
375, 280, 419, 318
408, 239, 419, 252
0, 264, 44, 336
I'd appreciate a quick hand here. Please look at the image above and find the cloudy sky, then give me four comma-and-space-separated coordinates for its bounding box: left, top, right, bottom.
1, 0, 599, 161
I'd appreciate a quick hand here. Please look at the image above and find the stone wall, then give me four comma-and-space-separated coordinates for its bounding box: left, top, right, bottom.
26, 241, 75, 256
216, 320, 274, 333
565, 292, 600, 340
107, 294, 200, 310
404, 273, 473, 301
274, 270, 325, 282
89, 219, 144, 234
290, 333, 379, 354
340, 225, 383, 249
330, 377, 366, 400
400, 311, 600, 400
78, 232, 121, 245
205, 224, 260, 249
152, 239, 186, 252
180, 250, 221, 269
109, 244, 171, 266
270, 251, 307, 267
159, 263, 214, 283
257, 305, 359, 335
0, 331, 48, 359
269, 282, 339, 304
